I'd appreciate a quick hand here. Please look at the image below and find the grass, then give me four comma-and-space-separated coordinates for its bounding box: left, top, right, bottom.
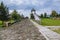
0, 21, 3, 27
0, 21, 3, 29
53, 29, 60, 34
41, 18, 60, 26
9, 20, 15, 23
0, 20, 14, 28
0, 21, 2, 25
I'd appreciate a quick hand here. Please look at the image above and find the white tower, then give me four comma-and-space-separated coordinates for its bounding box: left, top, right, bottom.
31, 8, 40, 20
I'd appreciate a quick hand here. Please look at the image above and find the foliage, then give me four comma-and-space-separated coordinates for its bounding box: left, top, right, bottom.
0, 2, 9, 26
44, 13, 47, 18
40, 14, 44, 18
11, 10, 21, 21
50, 10, 58, 17
0, 2, 9, 21
57, 14, 60, 17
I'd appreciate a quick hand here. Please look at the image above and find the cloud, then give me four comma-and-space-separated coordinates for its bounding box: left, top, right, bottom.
0, 0, 49, 7
0, 0, 60, 17
53, 0, 60, 2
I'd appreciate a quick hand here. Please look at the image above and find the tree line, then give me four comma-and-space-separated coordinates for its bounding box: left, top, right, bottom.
40, 10, 60, 18
30, 10, 60, 19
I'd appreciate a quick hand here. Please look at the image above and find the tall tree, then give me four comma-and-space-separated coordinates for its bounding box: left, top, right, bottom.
58, 14, 60, 17
0, 2, 9, 24
11, 10, 21, 21
51, 10, 58, 17
40, 14, 43, 18
44, 13, 47, 18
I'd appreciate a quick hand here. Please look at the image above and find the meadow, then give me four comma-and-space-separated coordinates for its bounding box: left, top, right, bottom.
41, 18, 60, 26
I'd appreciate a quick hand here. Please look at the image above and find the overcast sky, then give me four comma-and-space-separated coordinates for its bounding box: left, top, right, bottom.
0, 0, 60, 17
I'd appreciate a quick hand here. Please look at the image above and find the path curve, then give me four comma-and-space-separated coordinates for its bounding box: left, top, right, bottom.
30, 20, 60, 40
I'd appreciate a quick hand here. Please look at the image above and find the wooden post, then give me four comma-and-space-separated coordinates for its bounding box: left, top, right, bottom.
4, 22, 9, 27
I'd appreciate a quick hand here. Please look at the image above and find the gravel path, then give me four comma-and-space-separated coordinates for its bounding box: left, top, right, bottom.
0, 19, 46, 40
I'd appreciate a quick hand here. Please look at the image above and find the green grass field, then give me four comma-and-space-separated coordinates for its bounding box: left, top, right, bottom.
41, 18, 60, 26
53, 29, 60, 34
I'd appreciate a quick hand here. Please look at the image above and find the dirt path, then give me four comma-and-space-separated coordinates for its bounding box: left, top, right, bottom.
0, 19, 46, 40
30, 20, 60, 40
